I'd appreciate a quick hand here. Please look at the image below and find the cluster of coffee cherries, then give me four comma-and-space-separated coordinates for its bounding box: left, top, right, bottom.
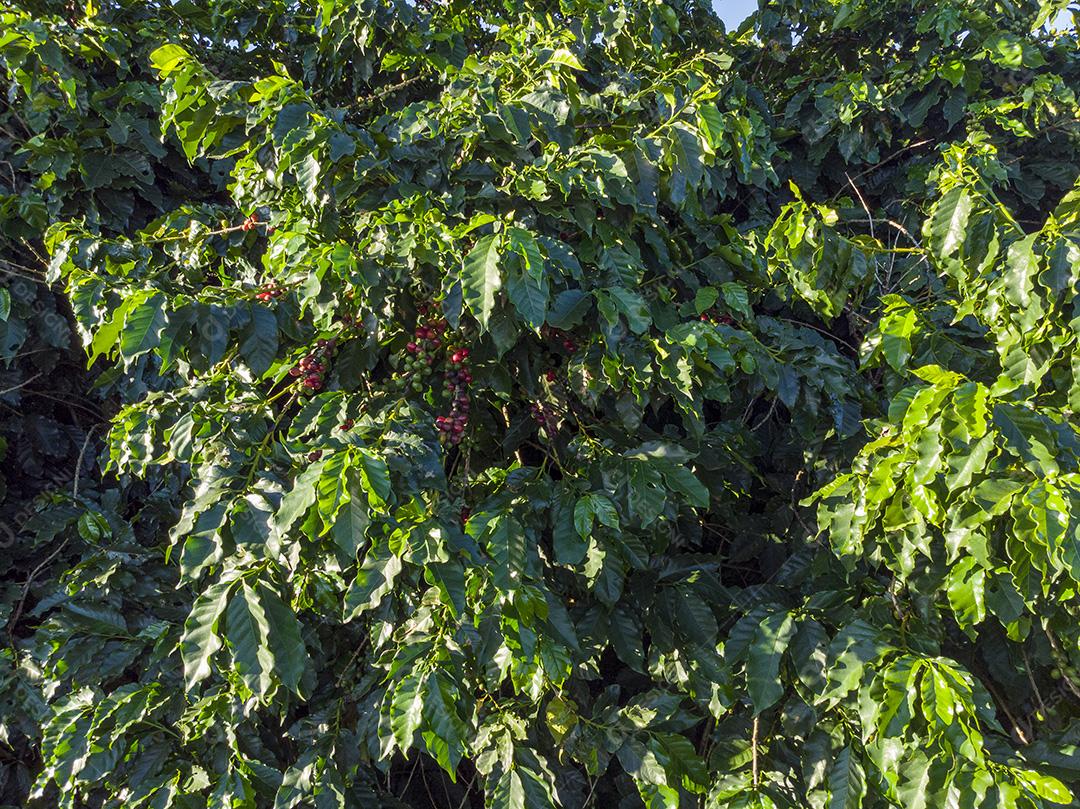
400, 315, 448, 392
436, 347, 472, 446
540, 325, 577, 353
240, 213, 260, 232
289, 338, 336, 392
255, 281, 286, 302
528, 400, 557, 431
699, 309, 734, 326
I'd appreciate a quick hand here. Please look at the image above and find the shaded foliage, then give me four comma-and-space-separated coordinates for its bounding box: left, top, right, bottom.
2, 0, 1080, 808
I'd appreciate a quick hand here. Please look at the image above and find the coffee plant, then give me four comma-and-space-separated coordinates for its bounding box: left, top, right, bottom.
2, 0, 1080, 807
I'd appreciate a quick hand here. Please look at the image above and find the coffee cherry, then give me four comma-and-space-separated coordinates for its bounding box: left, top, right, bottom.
308, 450, 322, 462
545, 370, 556, 383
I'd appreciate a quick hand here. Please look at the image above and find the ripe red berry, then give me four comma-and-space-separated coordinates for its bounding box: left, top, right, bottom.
407, 342, 418, 353
308, 450, 322, 462
545, 370, 556, 382
289, 367, 302, 377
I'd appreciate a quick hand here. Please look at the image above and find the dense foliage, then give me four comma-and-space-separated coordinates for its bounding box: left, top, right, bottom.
2, 0, 1080, 806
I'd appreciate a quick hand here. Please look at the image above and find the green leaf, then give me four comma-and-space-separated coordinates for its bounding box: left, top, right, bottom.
256, 582, 309, 695
120, 293, 166, 359
658, 463, 710, 508
356, 448, 391, 508
226, 581, 276, 697
344, 540, 402, 620
552, 494, 587, 565
462, 233, 502, 330
609, 604, 645, 672
929, 186, 972, 258
1015, 769, 1072, 804
421, 672, 468, 777
945, 557, 986, 628
627, 462, 665, 526
317, 452, 352, 533
827, 746, 866, 809
487, 514, 527, 591
390, 671, 425, 752
0, 288, 10, 321
546, 288, 590, 329
574, 493, 619, 538
547, 48, 585, 71
273, 459, 327, 542
490, 768, 526, 809
240, 304, 279, 377
945, 433, 995, 492
747, 611, 796, 714
180, 575, 237, 689
149, 43, 190, 75
894, 752, 933, 809
1003, 235, 1037, 309
506, 269, 548, 328
331, 496, 370, 562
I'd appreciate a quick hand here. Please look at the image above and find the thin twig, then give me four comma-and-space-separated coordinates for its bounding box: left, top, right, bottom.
72, 425, 98, 499
1022, 647, 1049, 718
983, 676, 1030, 744
456, 772, 477, 809
840, 139, 933, 189
845, 172, 874, 244
582, 775, 598, 808
776, 317, 857, 352
751, 715, 760, 787
0, 372, 43, 397
750, 398, 779, 431
7, 536, 71, 664
399, 756, 421, 800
